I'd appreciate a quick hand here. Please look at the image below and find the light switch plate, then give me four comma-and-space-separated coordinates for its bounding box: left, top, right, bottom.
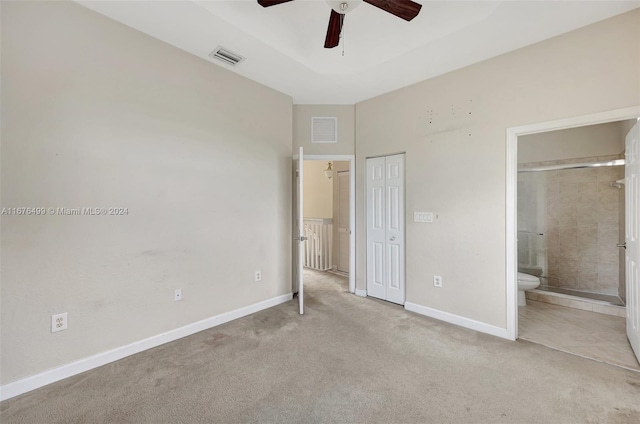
414, 212, 434, 223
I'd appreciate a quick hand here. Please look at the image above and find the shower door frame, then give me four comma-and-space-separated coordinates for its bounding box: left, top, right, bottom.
505, 106, 640, 341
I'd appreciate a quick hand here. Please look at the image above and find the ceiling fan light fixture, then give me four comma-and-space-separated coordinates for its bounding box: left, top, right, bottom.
326, 0, 363, 15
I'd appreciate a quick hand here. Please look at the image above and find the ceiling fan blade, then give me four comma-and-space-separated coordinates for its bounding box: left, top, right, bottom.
364, 0, 422, 21
257, 0, 294, 7
324, 10, 344, 49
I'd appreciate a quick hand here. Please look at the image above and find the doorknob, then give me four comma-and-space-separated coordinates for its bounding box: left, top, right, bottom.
390, 236, 396, 241
617, 243, 626, 249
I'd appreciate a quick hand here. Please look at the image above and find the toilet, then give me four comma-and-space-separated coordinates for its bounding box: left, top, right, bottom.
517, 272, 540, 306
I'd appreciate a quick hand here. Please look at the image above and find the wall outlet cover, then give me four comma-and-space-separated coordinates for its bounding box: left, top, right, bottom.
433, 275, 443, 288
51, 312, 68, 333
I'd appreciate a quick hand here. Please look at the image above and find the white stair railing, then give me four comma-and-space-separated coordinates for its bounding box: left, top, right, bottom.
303, 218, 333, 271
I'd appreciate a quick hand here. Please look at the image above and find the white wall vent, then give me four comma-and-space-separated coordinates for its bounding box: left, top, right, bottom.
311, 117, 338, 143
209, 47, 245, 66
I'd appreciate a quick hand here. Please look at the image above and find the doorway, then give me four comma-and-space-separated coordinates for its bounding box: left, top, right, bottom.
292, 153, 356, 314
301, 159, 351, 276
506, 106, 640, 369
517, 123, 629, 305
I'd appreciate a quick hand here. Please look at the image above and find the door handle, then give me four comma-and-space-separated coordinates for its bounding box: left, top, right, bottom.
617, 243, 626, 249
390, 236, 396, 241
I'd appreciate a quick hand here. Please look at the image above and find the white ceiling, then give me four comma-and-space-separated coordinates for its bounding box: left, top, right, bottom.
78, 1, 639, 104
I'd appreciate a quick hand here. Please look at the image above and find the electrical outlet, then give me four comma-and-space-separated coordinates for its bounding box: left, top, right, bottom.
255, 270, 262, 282
174, 289, 182, 301
51, 312, 68, 333
433, 275, 443, 288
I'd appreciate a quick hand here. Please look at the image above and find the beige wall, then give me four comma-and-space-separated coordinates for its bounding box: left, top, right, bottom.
303, 160, 333, 219
518, 122, 626, 163
293, 105, 355, 155
1, 2, 292, 385
355, 9, 640, 328
292, 105, 354, 280
620, 118, 638, 139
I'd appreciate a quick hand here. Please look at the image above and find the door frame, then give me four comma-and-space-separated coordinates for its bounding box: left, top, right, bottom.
293, 154, 356, 294
505, 106, 640, 341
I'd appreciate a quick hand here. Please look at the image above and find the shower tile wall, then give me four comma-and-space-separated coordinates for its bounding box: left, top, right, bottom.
542, 156, 624, 295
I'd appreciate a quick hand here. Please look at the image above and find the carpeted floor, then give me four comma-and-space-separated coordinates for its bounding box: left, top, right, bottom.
2, 270, 640, 423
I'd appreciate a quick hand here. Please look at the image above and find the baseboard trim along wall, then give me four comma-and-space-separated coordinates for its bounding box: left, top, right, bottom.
0, 293, 293, 401
355, 288, 367, 297
404, 302, 509, 340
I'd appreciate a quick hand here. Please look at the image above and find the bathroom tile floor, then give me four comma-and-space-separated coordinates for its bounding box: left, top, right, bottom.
519, 300, 640, 372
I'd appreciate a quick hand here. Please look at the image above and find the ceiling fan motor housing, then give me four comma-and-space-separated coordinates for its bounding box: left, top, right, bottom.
326, 0, 363, 14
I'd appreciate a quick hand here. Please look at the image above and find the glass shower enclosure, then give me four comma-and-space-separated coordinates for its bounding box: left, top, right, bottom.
517, 159, 625, 306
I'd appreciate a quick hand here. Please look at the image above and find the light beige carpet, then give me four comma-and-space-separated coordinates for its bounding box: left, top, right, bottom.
2, 270, 640, 423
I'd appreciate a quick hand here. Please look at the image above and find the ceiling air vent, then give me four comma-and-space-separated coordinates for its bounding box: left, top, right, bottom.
311, 117, 338, 144
209, 47, 245, 66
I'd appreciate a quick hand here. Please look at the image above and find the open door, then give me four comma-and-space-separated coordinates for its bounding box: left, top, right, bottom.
295, 147, 305, 315
626, 122, 639, 362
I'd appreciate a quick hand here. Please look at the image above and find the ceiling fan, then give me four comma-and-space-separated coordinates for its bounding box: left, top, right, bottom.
257, 0, 422, 49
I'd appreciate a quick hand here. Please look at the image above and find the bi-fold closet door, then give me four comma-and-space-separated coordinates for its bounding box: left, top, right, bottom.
366, 154, 405, 305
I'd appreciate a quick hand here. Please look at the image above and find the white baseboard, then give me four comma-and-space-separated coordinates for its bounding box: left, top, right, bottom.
355, 288, 367, 297
404, 302, 509, 340
0, 293, 293, 401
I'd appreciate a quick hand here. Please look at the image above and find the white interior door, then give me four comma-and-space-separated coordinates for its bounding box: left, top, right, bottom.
625, 122, 639, 362
367, 157, 387, 300
296, 146, 304, 315
366, 154, 405, 304
337, 171, 350, 273
385, 154, 406, 304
